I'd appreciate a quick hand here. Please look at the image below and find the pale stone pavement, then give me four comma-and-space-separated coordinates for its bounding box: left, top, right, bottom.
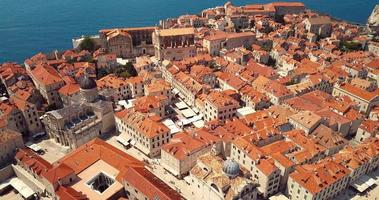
106, 135, 201, 200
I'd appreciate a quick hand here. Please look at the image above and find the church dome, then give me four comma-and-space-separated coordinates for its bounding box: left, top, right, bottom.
79, 74, 97, 90
223, 159, 240, 178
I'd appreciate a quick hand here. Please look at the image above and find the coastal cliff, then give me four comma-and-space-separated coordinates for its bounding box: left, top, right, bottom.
368, 4, 379, 35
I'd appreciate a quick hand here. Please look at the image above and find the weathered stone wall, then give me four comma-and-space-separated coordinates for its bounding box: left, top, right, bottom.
0, 165, 14, 182
368, 5, 379, 35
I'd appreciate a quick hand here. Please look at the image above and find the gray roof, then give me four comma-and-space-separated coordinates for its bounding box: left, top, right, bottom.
79, 74, 97, 90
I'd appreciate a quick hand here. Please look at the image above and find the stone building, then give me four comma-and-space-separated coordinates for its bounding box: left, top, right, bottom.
153, 27, 197, 61
203, 31, 256, 56
231, 137, 281, 198
334, 139, 379, 183
354, 120, 379, 143
13, 138, 183, 200
161, 129, 222, 178
203, 91, 240, 123
10, 95, 44, 135
28, 64, 65, 108
115, 109, 170, 157
99, 27, 156, 58
172, 71, 204, 106
42, 75, 114, 149
0, 128, 24, 167
188, 154, 258, 200
0, 102, 28, 135
288, 111, 322, 134
287, 159, 350, 200
333, 83, 379, 114
304, 16, 332, 38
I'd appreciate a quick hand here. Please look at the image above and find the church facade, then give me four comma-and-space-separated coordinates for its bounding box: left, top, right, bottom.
42, 75, 115, 149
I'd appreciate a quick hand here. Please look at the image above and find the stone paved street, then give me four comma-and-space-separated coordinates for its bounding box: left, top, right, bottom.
30, 138, 69, 163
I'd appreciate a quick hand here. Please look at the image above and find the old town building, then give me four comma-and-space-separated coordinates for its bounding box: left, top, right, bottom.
42, 75, 114, 149
115, 109, 170, 157
28, 64, 65, 108
161, 129, 222, 178
0, 129, 24, 167
203, 31, 256, 56
99, 27, 155, 58
153, 27, 197, 61
333, 83, 379, 114
188, 154, 258, 200
204, 91, 240, 122
287, 159, 350, 200
14, 138, 183, 200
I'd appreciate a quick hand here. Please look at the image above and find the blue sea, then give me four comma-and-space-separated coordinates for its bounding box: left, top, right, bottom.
0, 0, 377, 63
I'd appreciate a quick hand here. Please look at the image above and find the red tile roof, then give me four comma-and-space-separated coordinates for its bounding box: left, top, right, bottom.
123, 167, 184, 200
42, 163, 74, 184
56, 139, 144, 180
162, 130, 220, 161
55, 186, 88, 200
290, 159, 350, 194
15, 148, 52, 176
32, 64, 63, 86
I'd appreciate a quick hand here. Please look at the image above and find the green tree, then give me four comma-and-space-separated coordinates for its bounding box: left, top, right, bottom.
112, 62, 137, 78
340, 41, 362, 52
124, 62, 137, 77
114, 67, 125, 76
119, 71, 131, 78
97, 68, 108, 79
79, 37, 96, 52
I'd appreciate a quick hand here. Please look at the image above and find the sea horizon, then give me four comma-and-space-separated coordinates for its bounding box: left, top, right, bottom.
0, 0, 378, 63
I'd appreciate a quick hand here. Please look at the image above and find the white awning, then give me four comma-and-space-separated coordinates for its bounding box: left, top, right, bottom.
192, 107, 200, 114
177, 118, 192, 126
192, 120, 205, 128
178, 92, 185, 99
181, 108, 196, 118
0, 178, 35, 199
162, 119, 182, 134
130, 139, 136, 146
172, 88, 180, 95
116, 136, 129, 146
191, 115, 202, 122
175, 101, 188, 110
27, 144, 42, 152
269, 193, 289, 200
351, 174, 377, 193
162, 118, 176, 126
118, 100, 128, 107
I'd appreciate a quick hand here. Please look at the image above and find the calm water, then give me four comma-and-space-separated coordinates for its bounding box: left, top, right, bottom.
0, 0, 377, 63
